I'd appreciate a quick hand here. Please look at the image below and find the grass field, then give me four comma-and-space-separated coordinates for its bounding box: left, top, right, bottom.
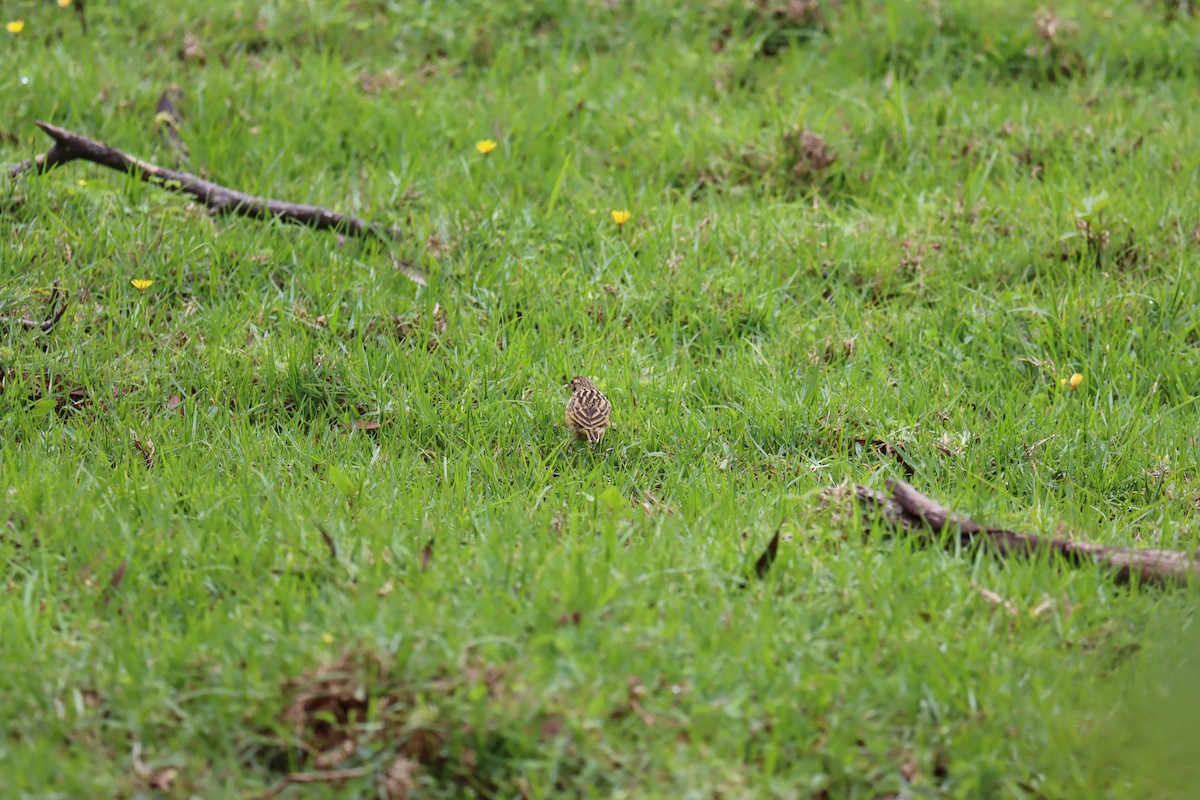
3, 1, 1200, 797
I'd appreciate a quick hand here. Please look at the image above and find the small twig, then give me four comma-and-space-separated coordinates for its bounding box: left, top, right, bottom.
8, 121, 426, 286
0, 313, 56, 331
43, 296, 69, 331
1025, 434, 1059, 456
103, 558, 128, 607
257, 767, 372, 799
0, 286, 69, 333
733, 524, 782, 589
754, 528, 781, 579
74, 0, 88, 35
316, 524, 338, 563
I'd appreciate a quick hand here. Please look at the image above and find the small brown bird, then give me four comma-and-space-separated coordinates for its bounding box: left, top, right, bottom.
564, 376, 611, 443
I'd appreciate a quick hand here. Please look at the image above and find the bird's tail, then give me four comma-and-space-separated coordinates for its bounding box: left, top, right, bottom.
586, 428, 604, 443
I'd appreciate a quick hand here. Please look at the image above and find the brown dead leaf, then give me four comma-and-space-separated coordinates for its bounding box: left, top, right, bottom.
317, 525, 338, 563
785, 127, 837, 182
179, 32, 206, 64
972, 583, 1018, 617
358, 69, 405, 95
133, 744, 178, 792
425, 234, 452, 260
101, 558, 128, 607
431, 303, 448, 332
131, 432, 155, 470
166, 394, 183, 415
1034, 7, 1078, 44
638, 490, 672, 516
808, 335, 858, 365
420, 539, 433, 570
1030, 597, 1055, 618
280, 656, 380, 754
624, 676, 654, 727
754, 529, 781, 579
933, 749, 951, 781
109, 559, 128, 591
555, 611, 582, 627
148, 768, 177, 791
380, 757, 418, 800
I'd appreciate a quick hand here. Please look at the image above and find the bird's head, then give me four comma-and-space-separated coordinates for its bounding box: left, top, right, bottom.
566, 376, 597, 393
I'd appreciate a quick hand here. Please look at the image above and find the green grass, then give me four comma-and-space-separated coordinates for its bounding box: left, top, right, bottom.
3, 0, 1200, 797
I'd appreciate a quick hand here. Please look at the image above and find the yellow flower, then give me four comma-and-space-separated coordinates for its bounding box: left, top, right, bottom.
6, 20, 24, 34
321, 633, 334, 644
77, 179, 87, 186
131, 279, 154, 291
611, 209, 632, 226
475, 139, 498, 155
1069, 373, 1083, 389
58, 0, 72, 7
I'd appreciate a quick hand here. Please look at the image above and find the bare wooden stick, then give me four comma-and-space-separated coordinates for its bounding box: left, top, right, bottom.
8, 121, 427, 285
830, 480, 1199, 587
0, 285, 69, 333
10, 121, 396, 237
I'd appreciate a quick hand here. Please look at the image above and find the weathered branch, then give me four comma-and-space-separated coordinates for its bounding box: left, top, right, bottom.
0, 285, 69, 333
829, 480, 1199, 587
8, 121, 426, 286
10, 121, 392, 237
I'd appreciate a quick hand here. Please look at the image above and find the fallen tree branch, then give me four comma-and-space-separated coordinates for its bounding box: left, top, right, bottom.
826, 480, 1199, 587
0, 284, 69, 333
8, 121, 426, 286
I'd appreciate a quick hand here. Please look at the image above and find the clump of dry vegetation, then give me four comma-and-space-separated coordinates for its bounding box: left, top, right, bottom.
257, 651, 582, 798
682, 124, 847, 199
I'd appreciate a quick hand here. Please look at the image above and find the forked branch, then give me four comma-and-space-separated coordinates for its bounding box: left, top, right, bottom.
8, 121, 426, 285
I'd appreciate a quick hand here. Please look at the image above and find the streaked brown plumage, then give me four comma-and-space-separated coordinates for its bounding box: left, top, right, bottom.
564, 376, 611, 443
